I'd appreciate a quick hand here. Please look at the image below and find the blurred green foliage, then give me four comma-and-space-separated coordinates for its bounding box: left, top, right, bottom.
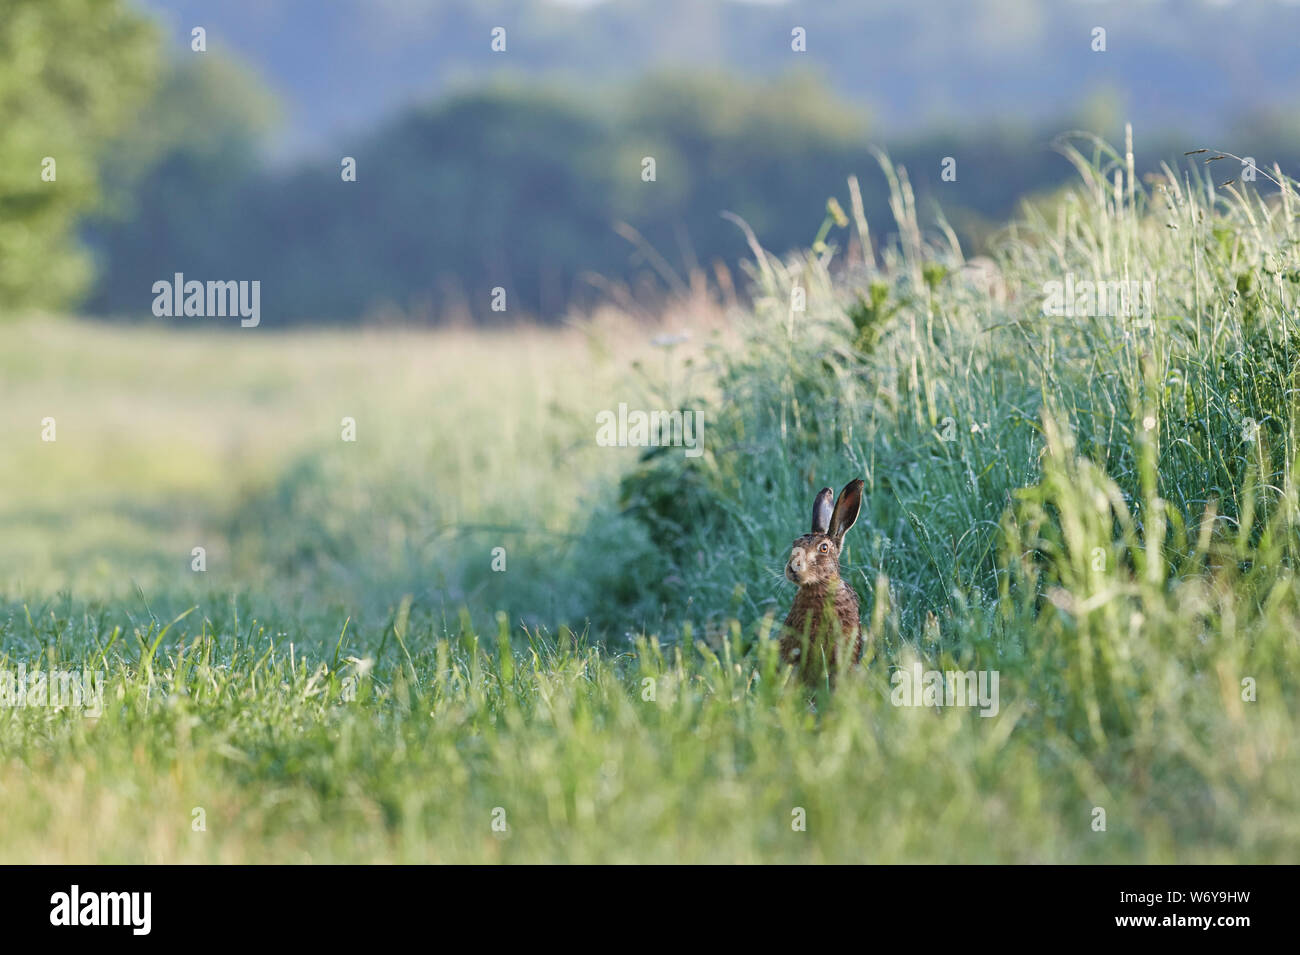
84, 69, 878, 323
78, 56, 1300, 325
88, 53, 279, 311
13, 1, 1300, 328
0, 0, 157, 312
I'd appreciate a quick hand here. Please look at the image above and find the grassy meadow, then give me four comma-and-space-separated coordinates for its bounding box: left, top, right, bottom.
2, 142, 1298, 862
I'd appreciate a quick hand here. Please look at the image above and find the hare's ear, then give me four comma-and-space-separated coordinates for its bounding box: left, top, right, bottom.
811, 486, 834, 534
830, 478, 864, 541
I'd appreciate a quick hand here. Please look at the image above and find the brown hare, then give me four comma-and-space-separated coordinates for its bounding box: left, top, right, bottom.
779, 478, 864, 684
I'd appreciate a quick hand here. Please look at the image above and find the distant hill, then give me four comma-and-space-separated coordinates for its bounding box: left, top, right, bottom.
138, 0, 1300, 156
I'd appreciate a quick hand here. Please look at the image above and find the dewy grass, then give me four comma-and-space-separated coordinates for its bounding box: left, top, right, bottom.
2, 136, 1298, 862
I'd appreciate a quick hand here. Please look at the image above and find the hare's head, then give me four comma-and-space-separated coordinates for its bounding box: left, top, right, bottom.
784, 479, 863, 587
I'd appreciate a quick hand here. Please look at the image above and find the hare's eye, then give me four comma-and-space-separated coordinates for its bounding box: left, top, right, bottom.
819, 541, 830, 554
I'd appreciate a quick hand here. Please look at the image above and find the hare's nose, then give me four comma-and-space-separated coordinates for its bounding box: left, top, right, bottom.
788, 548, 806, 573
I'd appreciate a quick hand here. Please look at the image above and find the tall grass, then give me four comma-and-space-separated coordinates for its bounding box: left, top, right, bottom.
1, 137, 1297, 862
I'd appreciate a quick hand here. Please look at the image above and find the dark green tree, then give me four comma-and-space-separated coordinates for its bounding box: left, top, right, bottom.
0, 0, 158, 314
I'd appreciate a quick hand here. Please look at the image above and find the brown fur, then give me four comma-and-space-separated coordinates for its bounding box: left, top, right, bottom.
778, 480, 865, 684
